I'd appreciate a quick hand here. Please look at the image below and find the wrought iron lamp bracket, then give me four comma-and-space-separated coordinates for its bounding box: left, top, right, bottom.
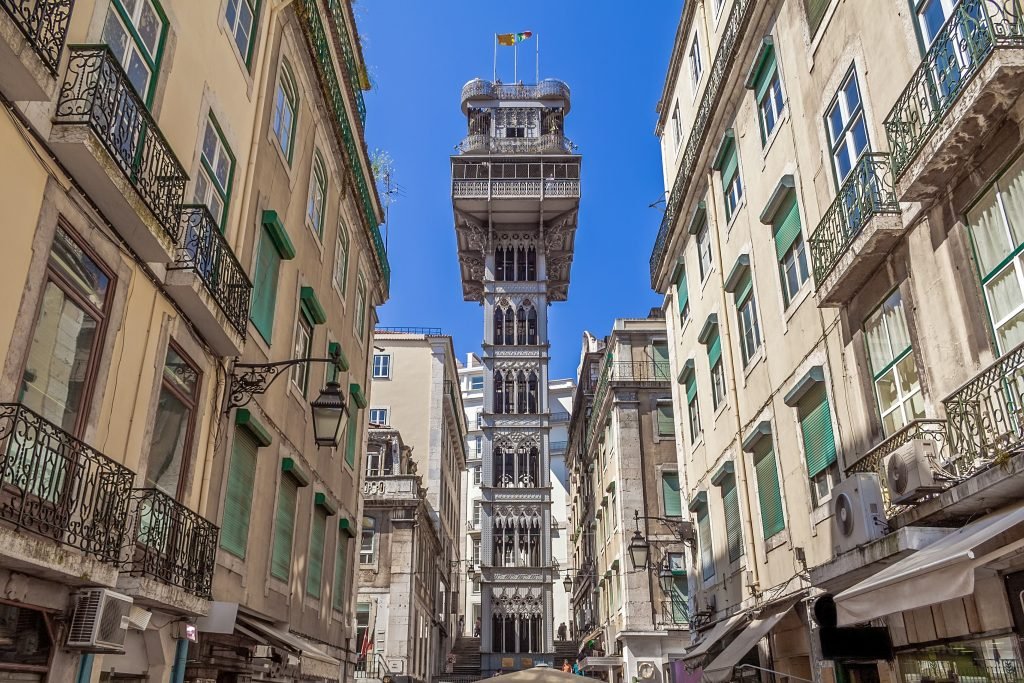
226, 354, 344, 411
632, 509, 696, 548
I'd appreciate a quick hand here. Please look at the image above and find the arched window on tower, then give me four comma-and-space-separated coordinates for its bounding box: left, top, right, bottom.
504, 247, 515, 281
494, 307, 505, 345
503, 308, 515, 346
495, 247, 506, 281
504, 372, 515, 414
494, 371, 504, 414
526, 247, 537, 281
525, 303, 538, 344
516, 246, 528, 281
527, 372, 539, 414
516, 370, 528, 414
516, 307, 527, 345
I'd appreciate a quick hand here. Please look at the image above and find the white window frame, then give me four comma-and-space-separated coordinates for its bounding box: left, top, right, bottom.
697, 222, 713, 282
711, 358, 726, 409
306, 152, 328, 238
372, 354, 391, 379
780, 234, 810, 307
737, 290, 762, 366
224, 0, 256, 63
472, 500, 481, 526
369, 407, 389, 426
354, 272, 368, 341
333, 223, 350, 296
723, 168, 744, 223
689, 34, 703, 94
291, 313, 313, 395
688, 394, 701, 444
272, 61, 298, 161
359, 518, 376, 564
758, 71, 785, 142
826, 69, 869, 185
865, 289, 924, 436
194, 115, 232, 227
810, 462, 839, 508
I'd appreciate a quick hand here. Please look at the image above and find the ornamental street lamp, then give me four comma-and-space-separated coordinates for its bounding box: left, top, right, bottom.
628, 529, 650, 571
563, 572, 573, 593
627, 510, 695, 571
309, 380, 348, 447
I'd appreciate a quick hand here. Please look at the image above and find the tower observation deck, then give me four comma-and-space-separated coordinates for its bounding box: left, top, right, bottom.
451, 77, 581, 674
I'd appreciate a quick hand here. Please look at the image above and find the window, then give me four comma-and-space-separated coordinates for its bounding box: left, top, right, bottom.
689, 35, 703, 92
797, 383, 839, 506
193, 116, 233, 227
697, 221, 713, 281
271, 472, 300, 580
968, 153, 1024, 352
220, 426, 260, 558
360, 517, 376, 564
225, 0, 257, 64
472, 464, 482, 485
805, 0, 831, 35
826, 69, 869, 184
470, 375, 484, 391
472, 538, 481, 563
307, 504, 328, 598
707, 331, 726, 409
676, 267, 690, 322
372, 354, 391, 378
753, 439, 785, 539
273, 60, 298, 161
472, 500, 481, 526
369, 408, 389, 426
354, 273, 368, 340
332, 532, 349, 611
672, 101, 683, 149
734, 273, 762, 365
712, 0, 725, 17
751, 45, 785, 143
145, 345, 200, 499
656, 400, 675, 437
472, 578, 481, 594
355, 603, 370, 653
696, 504, 714, 581
334, 224, 350, 294
686, 375, 701, 443
251, 216, 292, 344
653, 342, 671, 380
661, 472, 682, 517
345, 399, 361, 468
717, 137, 744, 223
101, 0, 166, 101
773, 194, 809, 307
865, 289, 924, 435
306, 152, 328, 238
721, 475, 743, 562
21, 227, 113, 437
291, 313, 313, 395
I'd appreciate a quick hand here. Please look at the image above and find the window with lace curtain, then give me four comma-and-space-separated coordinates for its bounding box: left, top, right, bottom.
865, 289, 924, 436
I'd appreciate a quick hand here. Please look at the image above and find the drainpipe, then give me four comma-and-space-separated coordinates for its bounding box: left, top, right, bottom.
74, 654, 94, 683
169, 638, 188, 683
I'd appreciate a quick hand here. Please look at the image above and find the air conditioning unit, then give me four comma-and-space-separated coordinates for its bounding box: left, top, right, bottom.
831, 473, 886, 555
67, 589, 133, 652
883, 438, 937, 504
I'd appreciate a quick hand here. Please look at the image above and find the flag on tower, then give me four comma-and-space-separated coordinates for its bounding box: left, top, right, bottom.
497, 31, 533, 46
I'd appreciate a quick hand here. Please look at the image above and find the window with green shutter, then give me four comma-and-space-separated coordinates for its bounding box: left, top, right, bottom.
798, 383, 837, 479
656, 401, 675, 437
251, 212, 295, 344
805, 0, 831, 35
676, 268, 690, 319
345, 410, 360, 467
307, 506, 327, 598
715, 135, 744, 222
722, 476, 743, 562
271, 474, 299, 581
662, 472, 682, 517
774, 194, 809, 307
753, 441, 786, 539
220, 427, 259, 558
333, 531, 349, 611
653, 343, 671, 380
697, 505, 715, 580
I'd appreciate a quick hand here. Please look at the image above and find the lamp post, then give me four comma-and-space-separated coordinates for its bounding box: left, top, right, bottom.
562, 571, 573, 593
628, 529, 650, 571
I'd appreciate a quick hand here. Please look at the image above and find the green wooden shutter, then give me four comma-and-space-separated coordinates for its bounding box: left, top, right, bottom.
686, 375, 698, 402
333, 533, 348, 611
805, 0, 830, 34
723, 478, 743, 562
753, 48, 778, 102
708, 332, 722, 366
307, 507, 327, 598
653, 343, 671, 379
754, 442, 786, 538
676, 269, 689, 313
721, 145, 739, 186
773, 194, 803, 261
657, 403, 675, 436
251, 228, 281, 343
799, 384, 838, 478
345, 411, 360, 467
662, 473, 682, 517
697, 507, 714, 580
220, 428, 258, 558
734, 272, 753, 308
271, 474, 298, 580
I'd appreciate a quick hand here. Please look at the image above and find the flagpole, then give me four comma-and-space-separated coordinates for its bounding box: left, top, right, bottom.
536, 33, 539, 84
514, 40, 518, 83
493, 34, 497, 82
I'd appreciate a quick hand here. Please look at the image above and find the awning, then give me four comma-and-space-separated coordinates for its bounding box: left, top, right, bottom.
680, 612, 748, 663
703, 599, 799, 683
237, 615, 342, 680
835, 502, 1024, 626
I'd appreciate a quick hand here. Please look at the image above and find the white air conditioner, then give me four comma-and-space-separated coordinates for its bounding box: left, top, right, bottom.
883, 438, 937, 504
831, 473, 886, 555
67, 588, 133, 652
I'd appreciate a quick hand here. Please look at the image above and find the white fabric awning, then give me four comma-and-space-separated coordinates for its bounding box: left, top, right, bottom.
237, 615, 342, 680
680, 612, 748, 662
835, 502, 1024, 626
703, 600, 798, 683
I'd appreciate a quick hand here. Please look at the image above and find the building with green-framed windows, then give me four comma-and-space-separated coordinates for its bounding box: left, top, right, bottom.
652, 1, 1024, 683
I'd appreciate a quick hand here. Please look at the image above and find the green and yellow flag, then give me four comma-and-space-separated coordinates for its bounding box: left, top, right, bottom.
497, 31, 533, 46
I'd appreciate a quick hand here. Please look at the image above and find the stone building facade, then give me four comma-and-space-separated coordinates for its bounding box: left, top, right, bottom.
651, 1, 1024, 683
0, 0, 387, 680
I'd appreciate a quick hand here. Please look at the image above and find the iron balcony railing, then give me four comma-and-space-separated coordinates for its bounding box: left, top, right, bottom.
55, 46, 188, 242
294, 0, 389, 293
324, 0, 366, 125
550, 440, 568, 454
885, 0, 1024, 179
586, 361, 672, 447
460, 78, 571, 105
125, 487, 218, 598
0, 403, 134, 563
649, 0, 756, 288
1, 0, 73, 74
457, 133, 574, 155
375, 326, 444, 335
171, 206, 253, 337
355, 653, 392, 680
808, 153, 901, 284
657, 599, 690, 628
550, 411, 571, 423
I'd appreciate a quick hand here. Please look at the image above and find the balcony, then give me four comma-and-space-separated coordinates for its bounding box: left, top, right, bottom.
51, 46, 187, 262
451, 160, 581, 202
0, 403, 133, 578
457, 133, 574, 155
550, 440, 568, 455
460, 78, 571, 114
363, 475, 422, 501
809, 154, 903, 306
165, 206, 252, 356
656, 599, 689, 629
123, 488, 218, 602
586, 361, 672, 448
0, 0, 72, 100
885, 0, 1024, 200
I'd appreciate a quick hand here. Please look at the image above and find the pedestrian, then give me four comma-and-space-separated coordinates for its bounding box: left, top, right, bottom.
562, 659, 572, 673
474, 617, 481, 637
557, 622, 567, 641
458, 615, 465, 635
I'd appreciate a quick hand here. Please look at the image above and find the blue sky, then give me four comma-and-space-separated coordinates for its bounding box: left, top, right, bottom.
357, 1, 680, 380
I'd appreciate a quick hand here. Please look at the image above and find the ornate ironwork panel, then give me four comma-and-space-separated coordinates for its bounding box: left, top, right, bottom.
461, 80, 571, 104
808, 153, 901, 284
54, 46, 187, 242
1, 0, 74, 74
170, 205, 253, 337
0, 403, 134, 563
885, 0, 1024, 178
125, 487, 218, 597
324, 0, 366, 125
586, 361, 672, 448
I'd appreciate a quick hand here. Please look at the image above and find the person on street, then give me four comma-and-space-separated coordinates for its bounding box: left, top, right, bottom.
557, 622, 567, 641
474, 617, 482, 637
562, 659, 572, 673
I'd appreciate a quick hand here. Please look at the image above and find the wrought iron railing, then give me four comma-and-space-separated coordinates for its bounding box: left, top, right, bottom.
0, 403, 134, 563
460, 79, 571, 105
943, 338, 1024, 469
885, 0, 1024, 179
808, 153, 901, 284
375, 326, 444, 335
324, 0, 366, 125
586, 361, 672, 447
1, 0, 73, 74
355, 653, 392, 680
295, 0, 390, 292
452, 178, 581, 200
125, 487, 218, 598
550, 411, 571, 423
170, 206, 252, 337
649, 0, 756, 288
657, 599, 690, 628
458, 133, 574, 155
550, 440, 568, 454
55, 46, 188, 242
